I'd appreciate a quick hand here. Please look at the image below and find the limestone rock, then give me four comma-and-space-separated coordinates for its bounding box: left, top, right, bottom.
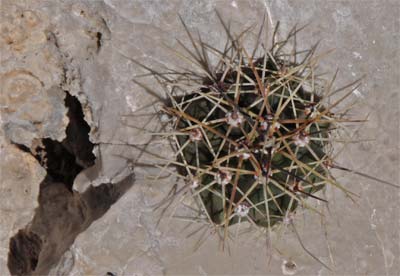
0, 137, 46, 276
0, 4, 68, 147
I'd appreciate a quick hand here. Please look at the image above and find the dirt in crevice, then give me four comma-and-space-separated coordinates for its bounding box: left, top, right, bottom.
7, 91, 134, 276
8, 231, 42, 275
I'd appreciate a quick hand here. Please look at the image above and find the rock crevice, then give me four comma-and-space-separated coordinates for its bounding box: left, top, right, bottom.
7, 90, 134, 275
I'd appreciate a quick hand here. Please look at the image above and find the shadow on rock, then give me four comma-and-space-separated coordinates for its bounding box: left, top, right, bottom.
8, 174, 134, 276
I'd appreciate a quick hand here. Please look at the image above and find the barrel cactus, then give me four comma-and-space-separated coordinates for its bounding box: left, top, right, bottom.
157, 19, 343, 231
167, 58, 332, 228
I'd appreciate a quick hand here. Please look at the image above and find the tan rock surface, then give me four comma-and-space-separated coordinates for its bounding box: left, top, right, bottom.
0, 0, 399, 275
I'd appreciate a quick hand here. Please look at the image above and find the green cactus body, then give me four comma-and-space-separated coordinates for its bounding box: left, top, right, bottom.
169, 57, 331, 228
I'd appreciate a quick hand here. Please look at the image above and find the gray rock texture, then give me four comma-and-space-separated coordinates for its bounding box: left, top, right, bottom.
0, 0, 399, 275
